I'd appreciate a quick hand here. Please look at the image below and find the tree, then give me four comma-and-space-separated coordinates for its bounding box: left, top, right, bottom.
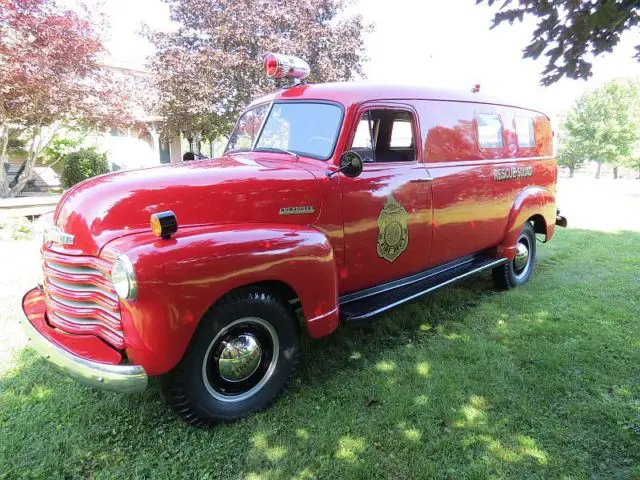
560, 78, 640, 179
0, 0, 133, 198
623, 142, 640, 179
41, 134, 85, 169
147, 0, 371, 146
477, 0, 640, 86
556, 133, 586, 178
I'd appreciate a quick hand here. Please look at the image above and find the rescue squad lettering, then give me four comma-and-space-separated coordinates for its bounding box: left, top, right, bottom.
493, 165, 534, 181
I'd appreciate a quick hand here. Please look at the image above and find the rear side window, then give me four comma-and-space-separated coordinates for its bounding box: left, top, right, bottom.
515, 116, 535, 148
476, 113, 503, 149
390, 119, 412, 148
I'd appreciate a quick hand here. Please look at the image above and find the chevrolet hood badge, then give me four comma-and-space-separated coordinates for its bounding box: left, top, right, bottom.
44, 226, 75, 246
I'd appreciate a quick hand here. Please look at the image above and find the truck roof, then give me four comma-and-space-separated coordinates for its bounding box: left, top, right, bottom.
248, 81, 547, 116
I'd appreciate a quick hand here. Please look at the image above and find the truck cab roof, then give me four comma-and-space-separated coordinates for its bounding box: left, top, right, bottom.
248, 81, 547, 117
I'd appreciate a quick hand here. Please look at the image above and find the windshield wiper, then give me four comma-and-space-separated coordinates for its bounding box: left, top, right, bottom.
254, 147, 299, 159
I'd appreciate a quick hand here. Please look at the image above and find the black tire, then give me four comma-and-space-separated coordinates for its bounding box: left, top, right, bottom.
493, 222, 537, 290
162, 287, 300, 427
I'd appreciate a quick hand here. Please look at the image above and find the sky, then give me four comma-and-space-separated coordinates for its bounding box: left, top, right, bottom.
78, 0, 640, 117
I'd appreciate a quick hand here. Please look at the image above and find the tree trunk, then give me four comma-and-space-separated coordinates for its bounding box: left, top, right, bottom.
569, 165, 574, 178
0, 119, 10, 198
595, 162, 602, 179
613, 166, 618, 179
9, 123, 42, 197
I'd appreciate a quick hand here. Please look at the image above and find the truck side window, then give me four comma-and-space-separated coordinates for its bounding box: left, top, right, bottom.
390, 118, 412, 148
476, 113, 504, 149
352, 113, 376, 162
351, 109, 416, 163
515, 116, 535, 148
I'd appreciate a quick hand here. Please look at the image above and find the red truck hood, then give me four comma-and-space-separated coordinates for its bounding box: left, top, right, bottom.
51, 154, 322, 256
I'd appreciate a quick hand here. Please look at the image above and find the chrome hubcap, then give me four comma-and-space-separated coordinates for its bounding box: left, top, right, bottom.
202, 317, 279, 403
218, 333, 262, 382
514, 241, 530, 272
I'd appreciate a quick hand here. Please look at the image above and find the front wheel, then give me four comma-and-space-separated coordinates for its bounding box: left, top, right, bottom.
493, 222, 537, 290
162, 287, 300, 427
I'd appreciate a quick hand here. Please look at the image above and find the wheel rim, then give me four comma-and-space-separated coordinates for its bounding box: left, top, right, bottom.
513, 234, 531, 279
202, 317, 279, 403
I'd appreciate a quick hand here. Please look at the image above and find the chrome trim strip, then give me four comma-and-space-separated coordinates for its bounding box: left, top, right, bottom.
47, 277, 119, 302
20, 316, 147, 393
46, 261, 99, 275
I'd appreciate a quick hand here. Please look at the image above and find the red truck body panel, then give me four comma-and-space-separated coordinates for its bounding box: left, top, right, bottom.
28, 82, 558, 377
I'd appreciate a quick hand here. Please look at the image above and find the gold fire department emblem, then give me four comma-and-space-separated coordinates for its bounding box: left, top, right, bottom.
377, 195, 409, 262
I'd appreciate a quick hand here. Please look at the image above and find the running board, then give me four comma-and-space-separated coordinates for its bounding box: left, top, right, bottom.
339, 254, 507, 323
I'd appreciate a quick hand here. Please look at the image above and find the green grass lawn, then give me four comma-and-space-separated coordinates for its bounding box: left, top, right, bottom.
1, 228, 639, 479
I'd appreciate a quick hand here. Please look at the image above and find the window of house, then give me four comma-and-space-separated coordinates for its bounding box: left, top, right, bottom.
476, 113, 503, 149
351, 110, 416, 163
515, 116, 535, 148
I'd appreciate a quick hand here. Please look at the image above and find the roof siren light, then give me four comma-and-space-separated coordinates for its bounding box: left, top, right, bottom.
263, 53, 310, 85
471, 84, 481, 93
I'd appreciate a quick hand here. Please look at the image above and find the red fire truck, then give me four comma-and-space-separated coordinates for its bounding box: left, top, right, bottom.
21, 53, 567, 426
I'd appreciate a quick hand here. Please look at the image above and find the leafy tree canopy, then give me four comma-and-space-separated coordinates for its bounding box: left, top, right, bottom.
477, 0, 640, 85
0, 0, 133, 197
147, 0, 372, 143
559, 78, 640, 178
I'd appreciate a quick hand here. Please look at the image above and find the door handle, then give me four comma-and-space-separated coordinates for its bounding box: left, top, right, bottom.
410, 178, 432, 183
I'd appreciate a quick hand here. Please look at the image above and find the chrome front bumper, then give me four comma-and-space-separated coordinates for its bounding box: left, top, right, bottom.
21, 288, 148, 394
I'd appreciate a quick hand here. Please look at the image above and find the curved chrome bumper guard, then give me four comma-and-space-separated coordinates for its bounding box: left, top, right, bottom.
20, 288, 147, 394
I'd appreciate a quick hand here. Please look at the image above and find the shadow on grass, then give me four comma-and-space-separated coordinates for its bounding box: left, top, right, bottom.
1, 229, 639, 479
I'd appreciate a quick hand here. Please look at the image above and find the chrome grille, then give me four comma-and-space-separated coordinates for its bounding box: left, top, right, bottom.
42, 250, 124, 350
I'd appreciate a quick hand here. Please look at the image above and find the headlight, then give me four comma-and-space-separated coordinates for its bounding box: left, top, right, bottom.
111, 255, 137, 300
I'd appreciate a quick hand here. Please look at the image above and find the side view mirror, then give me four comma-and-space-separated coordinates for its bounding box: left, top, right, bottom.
327, 151, 364, 178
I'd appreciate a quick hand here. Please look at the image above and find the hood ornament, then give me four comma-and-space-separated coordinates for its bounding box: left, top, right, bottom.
44, 226, 75, 246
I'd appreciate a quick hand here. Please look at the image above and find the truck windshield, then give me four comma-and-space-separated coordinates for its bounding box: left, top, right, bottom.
226, 102, 342, 160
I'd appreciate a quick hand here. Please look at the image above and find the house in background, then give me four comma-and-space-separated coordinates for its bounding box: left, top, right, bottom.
5, 58, 186, 195
91, 59, 184, 169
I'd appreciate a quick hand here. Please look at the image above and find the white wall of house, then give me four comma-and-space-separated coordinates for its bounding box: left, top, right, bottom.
85, 127, 182, 171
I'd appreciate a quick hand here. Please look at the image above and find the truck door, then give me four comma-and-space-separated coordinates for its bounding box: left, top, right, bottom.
339, 104, 433, 294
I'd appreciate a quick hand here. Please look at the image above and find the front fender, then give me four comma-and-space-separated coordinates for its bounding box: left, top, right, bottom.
103, 224, 338, 376
498, 187, 556, 260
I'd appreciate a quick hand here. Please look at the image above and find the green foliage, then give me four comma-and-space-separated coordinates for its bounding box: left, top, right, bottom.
478, 0, 640, 85
559, 78, 640, 177
10, 217, 34, 240
147, 0, 372, 142
42, 134, 84, 170
6, 127, 27, 156
60, 148, 109, 188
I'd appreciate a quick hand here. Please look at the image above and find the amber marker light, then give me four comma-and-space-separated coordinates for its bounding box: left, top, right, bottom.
150, 211, 178, 239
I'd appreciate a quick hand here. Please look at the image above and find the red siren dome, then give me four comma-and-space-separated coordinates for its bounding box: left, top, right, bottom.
263, 52, 310, 81
264, 53, 279, 78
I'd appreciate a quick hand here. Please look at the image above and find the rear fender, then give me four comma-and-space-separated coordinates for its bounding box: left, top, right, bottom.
498, 187, 556, 260
103, 224, 338, 376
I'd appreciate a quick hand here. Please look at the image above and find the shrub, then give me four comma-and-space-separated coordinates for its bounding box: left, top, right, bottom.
10, 217, 34, 240
60, 148, 109, 188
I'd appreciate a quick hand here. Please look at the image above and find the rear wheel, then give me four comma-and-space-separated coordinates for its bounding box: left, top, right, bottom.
162, 287, 300, 427
493, 222, 536, 290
